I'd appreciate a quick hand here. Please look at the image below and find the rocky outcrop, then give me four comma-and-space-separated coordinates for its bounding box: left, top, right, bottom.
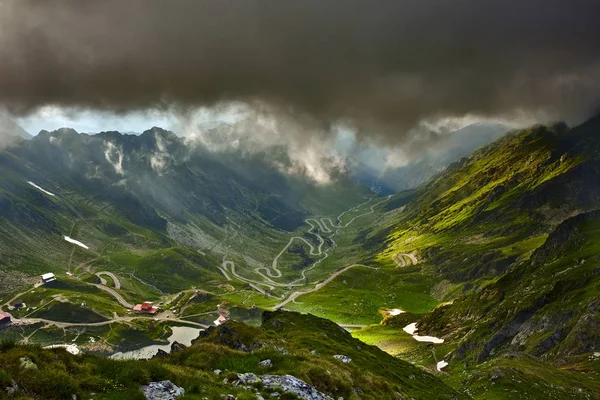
141, 381, 184, 400
235, 373, 334, 400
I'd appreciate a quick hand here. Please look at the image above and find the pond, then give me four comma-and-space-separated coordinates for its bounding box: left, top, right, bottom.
110, 326, 202, 360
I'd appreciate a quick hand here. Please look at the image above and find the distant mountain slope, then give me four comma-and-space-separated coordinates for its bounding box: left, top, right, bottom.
377, 118, 600, 285
348, 122, 508, 193
355, 115, 600, 397
0, 113, 31, 146
0, 127, 370, 293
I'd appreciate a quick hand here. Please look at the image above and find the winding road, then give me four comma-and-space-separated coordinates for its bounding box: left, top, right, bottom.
87, 282, 133, 309
5, 194, 393, 337
95, 271, 121, 289
217, 195, 391, 300
274, 264, 378, 309
392, 253, 418, 267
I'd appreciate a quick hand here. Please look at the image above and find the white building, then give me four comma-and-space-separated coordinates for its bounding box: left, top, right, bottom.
41, 272, 56, 283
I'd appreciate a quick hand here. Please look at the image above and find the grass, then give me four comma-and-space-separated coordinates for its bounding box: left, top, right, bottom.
0, 311, 465, 400
286, 264, 438, 324
351, 324, 420, 356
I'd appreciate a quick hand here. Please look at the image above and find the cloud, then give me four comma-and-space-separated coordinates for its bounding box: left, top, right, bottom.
0, 0, 599, 146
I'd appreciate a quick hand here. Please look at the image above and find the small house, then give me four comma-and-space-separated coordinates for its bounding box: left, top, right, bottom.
214, 314, 228, 326
41, 273, 56, 283
133, 301, 159, 315
0, 312, 12, 325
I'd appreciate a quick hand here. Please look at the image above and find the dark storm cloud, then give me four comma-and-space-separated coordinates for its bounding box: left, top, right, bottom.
1, 0, 599, 140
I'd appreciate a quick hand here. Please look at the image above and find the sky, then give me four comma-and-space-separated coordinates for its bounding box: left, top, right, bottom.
15, 106, 243, 136
1, 1, 599, 182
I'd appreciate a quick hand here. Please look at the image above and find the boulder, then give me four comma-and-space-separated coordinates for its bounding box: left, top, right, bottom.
141, 380, 185, 400
259, 359, 272, 367
19, 357, 37, 370
333, 354, 352, 364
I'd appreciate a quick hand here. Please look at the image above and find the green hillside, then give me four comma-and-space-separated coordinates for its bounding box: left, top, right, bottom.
0, 311, 464, 400
349, 116, 600, 398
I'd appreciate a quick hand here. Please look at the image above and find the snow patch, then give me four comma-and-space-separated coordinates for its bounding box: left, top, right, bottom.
403, 322, 418, 335
436, 360, 448, 371
413, 335, 445, 344
27, 181, 55, 196
403, 322, 445, 343
64, 236, 89, 250
388, 308, 404, 316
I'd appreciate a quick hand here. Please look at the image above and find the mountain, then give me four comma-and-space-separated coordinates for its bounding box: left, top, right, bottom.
0, 126, 371, 296
0, 114, 31, 146
3, 115, 600, 399
349, 115, 600, 398
348, 122, 508, 193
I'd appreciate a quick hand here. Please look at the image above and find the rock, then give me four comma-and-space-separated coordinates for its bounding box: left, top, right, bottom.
490, 368, 505, 381
221, 395, 235, 400
310, 350, 318, 355
141, 380, 185, 400
19, 357, 37, 370
238, 343, 250, 352
214, 369, 222, 375
237, 373, 261, 385
5, 380, 19, 396
333, 354, 352, 364
154, 349, 169, 358
259, 374, 334, 400
259, 359, 272, 367
170, 341, 186, 353
270, 392, 280, 397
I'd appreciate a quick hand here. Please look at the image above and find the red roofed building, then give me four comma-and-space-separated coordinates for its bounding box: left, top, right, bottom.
133, 301, 159, 315
0, 312, 12, 325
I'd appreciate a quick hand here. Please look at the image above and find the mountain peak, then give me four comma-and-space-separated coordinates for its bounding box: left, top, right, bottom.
39, 127, 80, 137
141, 126, 178, 139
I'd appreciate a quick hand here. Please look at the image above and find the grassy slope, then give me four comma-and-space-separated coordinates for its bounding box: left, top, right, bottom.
0, 311, 465, 400
351, 119, 600, 398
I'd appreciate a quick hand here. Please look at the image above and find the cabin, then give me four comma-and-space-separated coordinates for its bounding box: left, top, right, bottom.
214, 314, 228, 326
132, 301, 159, 315
0, 312, 12, 325
41, 272, 56, 283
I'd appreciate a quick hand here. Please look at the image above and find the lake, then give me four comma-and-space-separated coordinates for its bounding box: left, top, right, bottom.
110, 326, 202, 360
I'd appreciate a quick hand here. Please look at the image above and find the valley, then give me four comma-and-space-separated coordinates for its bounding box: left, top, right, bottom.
3, 118, 600, 399
0, 149, 408, 359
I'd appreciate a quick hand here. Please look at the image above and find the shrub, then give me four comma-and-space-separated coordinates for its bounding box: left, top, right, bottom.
0, 369, 11, 386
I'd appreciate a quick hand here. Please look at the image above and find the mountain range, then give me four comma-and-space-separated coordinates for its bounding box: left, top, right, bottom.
2, 115, 600, 398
